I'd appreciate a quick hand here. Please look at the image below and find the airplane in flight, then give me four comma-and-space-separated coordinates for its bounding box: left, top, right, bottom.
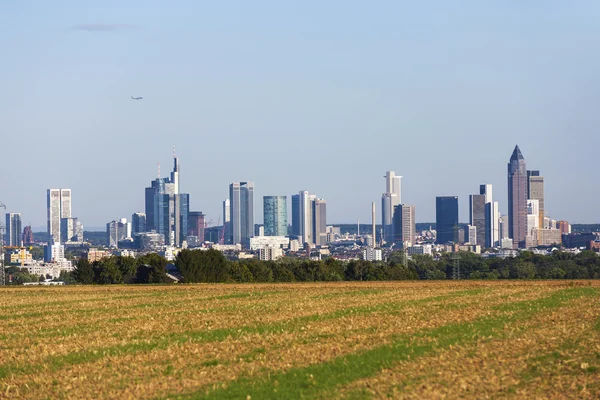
131, 96, 143, 100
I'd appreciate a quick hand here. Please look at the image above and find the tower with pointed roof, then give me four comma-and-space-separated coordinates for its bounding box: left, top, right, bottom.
508, 145, 527, 248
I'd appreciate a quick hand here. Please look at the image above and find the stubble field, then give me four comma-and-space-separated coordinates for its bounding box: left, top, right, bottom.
0, 281, 599, 399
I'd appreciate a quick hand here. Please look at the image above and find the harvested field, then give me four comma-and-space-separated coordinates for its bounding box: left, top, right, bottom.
0, 281, 598, 399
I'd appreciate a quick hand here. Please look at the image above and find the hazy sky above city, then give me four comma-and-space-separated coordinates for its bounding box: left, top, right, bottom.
2, 1, 600, 229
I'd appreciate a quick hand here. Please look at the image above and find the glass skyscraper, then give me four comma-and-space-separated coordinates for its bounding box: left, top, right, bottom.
230, 182, 254, 248
436, 196, 459, 244
263, 196, 287, 236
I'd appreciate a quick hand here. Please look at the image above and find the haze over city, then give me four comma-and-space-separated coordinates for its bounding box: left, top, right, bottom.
3, 1, 600, 227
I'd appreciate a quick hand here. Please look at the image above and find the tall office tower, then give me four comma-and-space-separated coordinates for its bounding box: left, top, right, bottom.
144, 152, 189, 247
381, 171, 402, 244
466, 225, 477, 245
480, 184, 499, 248
299, 191, 316, 245
263, 196, 288, 236
435, 196, 459, 244
131, 212, 147, 235
60, 217, 82, 243
47, 189, 72, 243
187, 211, 205, 241
526, 199, 540, 237
229, 182, 254, 248
499, 215, 509, 240
291, 194, 300, 237
222, 199, 231, 244
312, 198, 327, 246
22, 226, 34, 246
508, 145, 528, 248
469, 194, 486, 246
171, 149, 180, 195
5, 213, 22, 247
527, 170, 545, 228
106, 218, 131, 248
392, 204, 416, 248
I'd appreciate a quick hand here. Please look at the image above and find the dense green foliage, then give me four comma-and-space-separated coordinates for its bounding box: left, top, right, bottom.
72, 255, 170, 284
66, 249, 600, 285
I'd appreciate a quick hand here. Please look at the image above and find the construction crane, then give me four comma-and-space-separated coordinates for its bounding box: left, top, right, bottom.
0, 201, 6, 286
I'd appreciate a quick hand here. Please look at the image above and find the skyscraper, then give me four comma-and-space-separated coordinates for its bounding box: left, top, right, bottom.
132, 212, 147, 235
436, 196, 459, 244
222, 199, 231, 244
291, 194, 300, 237
47, 189, 72, 243
469, 194, 486, 246
61, 217, 83, 243
508, 145, 527, 248
381, 171, 402, 244
480, 184, 499, 248
229, 182, 254, 247
187, 211, 205, 241
144, 153, 189, 247
392, 204, 415, 248
5, 213, 22, 247
527, 170, 545, 229
299, 190, 315, 245
312, 198, 327, 246
263, 196, 288, 236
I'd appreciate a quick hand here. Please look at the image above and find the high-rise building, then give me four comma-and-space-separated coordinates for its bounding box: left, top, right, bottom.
144, 153, 189, 247
469, 194, 486, 246
61, 217, 83, 243
466, 225, 477, 245
132, 212, 147, 235
480, 184, 499, 248
435, 196, 459, 244
263, 196, 288, 237
508, 145, 527, 248
47, 189, 71, 243
381, 171, 402, 244
392, 204, 415, 248
299, 190, 315, 245
527, 170, 545, 228
5, 213, 22, 247
106, 218, 131, 248
499, 215, 509, 241
22, 226, 34, 246
187, 211, 205, 241
291, 194, 300, 237
229, 182, 254, 248
222, 199, 231, 244
312, 198, 327, 246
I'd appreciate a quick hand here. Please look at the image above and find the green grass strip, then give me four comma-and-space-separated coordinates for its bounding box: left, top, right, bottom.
169, 287, 597, 400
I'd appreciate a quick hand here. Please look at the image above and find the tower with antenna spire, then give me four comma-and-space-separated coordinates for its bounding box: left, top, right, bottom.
144, 148, 189, 247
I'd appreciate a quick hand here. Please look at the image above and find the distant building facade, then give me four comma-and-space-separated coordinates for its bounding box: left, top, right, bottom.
436, 196, 459, 244
5, 213, 22, 247
229, 182, 254, 248
47, 189, 71, 243
263, 196, 288, 237
508, 146, 527, 248
392, 204, 416, 248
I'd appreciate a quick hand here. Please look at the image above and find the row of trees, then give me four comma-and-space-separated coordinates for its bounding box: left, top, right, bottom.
72, 254, 170, 284
69, 249, 600, 285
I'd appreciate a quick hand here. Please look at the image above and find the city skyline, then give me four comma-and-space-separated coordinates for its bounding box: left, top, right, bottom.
4, 143, 590, 234
3, 2, 600, 228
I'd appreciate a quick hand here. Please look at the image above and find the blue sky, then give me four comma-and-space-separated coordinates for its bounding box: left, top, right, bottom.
2, 1, 599, 229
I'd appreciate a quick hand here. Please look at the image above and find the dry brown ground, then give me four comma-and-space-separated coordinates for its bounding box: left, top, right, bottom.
0, 281, 597, 399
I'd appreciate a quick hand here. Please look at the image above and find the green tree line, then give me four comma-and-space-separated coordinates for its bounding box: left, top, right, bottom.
66, 249, 600, 285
